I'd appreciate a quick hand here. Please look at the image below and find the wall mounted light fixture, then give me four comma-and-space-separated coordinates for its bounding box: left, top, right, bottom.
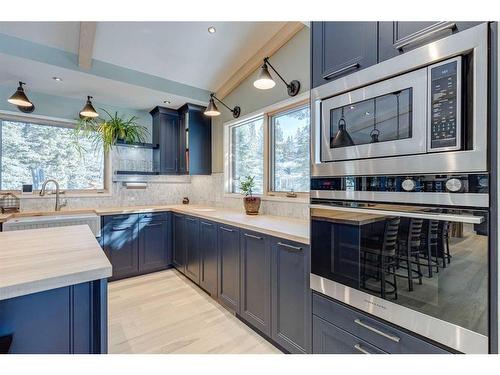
204, 93, 240, 118
253, 57, 300, 97
79, 96, 99, 119
8, 81, 35, 112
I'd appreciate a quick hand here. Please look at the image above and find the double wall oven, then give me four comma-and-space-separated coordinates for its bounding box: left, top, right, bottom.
310, 23, 492, 354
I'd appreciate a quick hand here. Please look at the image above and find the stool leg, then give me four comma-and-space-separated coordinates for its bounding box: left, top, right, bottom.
426, 243, 433, 278
406, 249, 414, 292
380, 254, 386, 299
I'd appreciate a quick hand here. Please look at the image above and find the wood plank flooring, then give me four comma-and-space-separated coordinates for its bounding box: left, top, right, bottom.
108, 269, 282, 354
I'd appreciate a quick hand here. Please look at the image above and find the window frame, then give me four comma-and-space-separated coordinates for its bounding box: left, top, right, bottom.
224, 93, 310, 201
0, 111, 111, 196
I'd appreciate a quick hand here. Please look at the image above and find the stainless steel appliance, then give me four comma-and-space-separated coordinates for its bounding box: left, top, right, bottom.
309, 23, 492, 354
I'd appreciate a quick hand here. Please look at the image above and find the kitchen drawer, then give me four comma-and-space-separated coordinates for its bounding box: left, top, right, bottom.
313, 315, 386, 354
139, 212, 168, 222
312, 292, 451, 354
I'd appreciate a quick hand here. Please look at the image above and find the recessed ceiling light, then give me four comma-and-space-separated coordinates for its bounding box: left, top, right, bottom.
52, 77, 63, 82
163, 100, 171, 105
208, 26, 216, 34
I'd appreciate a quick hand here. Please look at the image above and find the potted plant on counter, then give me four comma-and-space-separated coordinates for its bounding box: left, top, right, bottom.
240, 175, 261, 215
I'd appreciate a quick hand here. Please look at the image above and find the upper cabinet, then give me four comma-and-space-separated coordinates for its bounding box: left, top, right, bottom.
378, 21, 482, 62
150, 104, 212, 175
312, 21, 484, 89
311, 22, 378, 88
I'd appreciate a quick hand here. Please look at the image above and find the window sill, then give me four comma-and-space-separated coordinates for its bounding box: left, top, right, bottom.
7, 191, 112, 199
223, 193, 309, 204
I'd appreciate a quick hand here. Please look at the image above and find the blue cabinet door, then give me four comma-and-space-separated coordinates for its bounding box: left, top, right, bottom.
217, 224, 240, 313
200, 220, 218, 296
271, 238, 311, 353
172, 213, 186, 273
138, 215, 169, 273
102, 214, 139, 280
240, 230, 271, 336
185, 216, 201, 284
151, 107, 181, 174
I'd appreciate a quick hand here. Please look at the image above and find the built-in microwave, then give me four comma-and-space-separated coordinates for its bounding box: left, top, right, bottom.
311, 23, 488, 177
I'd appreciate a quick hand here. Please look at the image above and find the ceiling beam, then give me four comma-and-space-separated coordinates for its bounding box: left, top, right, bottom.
78, 22, 97, 70
215, 21, 305, 100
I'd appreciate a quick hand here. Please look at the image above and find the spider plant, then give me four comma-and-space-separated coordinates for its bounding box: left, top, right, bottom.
74, 109, 149, 155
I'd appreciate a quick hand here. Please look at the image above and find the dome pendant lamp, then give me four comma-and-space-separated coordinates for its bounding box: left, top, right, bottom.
204, 93, 240, 118
253, 57, 300, 97
79, 96, 99, 119
331, 107, 354, 148
8, 81, 35, 112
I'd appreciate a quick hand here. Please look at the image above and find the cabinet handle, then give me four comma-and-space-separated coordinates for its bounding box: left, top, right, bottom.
322, 63, 360, 80
354, 319, 401, 343
220, 226, 234, 232
354, 343, 371, 354
244, 233, 263, 240
112, 225, 133, 231
186, 217, 197, 222
145, 222, 163, 227
201, 221, 213, 226
393, 21, 456, 50
277, 242, 302, 252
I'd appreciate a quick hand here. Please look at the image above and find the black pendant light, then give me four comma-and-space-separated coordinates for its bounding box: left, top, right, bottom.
204, 93, 240, 118
79, 96, 99, 119
254, 57, 300, 97
370, 99, 379, 143
331, 107, 354, 148
8, 81, 34, 108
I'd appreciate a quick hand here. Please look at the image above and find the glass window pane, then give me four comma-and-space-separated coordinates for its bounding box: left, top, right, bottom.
230, 117, 264, 194
272, 106, 310, 192
0, 120, 104, 190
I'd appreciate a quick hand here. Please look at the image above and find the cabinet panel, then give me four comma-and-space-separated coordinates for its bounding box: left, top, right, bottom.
311, 21, 378, 88
217, 224, 240, 313
200, 220, 218, 296
138, 217, 168, 273
102, 214, 139, 280
240, 230, 271, 335
151, 107, 180, 174
313, 315, 386, 354
172, 213, 186, 273
271, 239, 311, 353
185, 216, 201, 284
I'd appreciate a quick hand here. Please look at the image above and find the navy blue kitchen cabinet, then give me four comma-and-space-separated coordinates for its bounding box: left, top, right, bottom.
199, 219, 218, 296
311, 22, 378, 88
185, 216, 201, 284
0, 279, 107, 354
102, 212, 170, 280
151, 106, 181, 174
138, 213, 171, 273
312, 292, 451, 354
239, 230, 271, 336
102, 214, 139, 281
378, 21, 482, 62
271, 238, 311, 354
217, 224, 241, 313
172, 213, 186, 273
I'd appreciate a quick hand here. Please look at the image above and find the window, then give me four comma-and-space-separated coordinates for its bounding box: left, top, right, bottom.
226, 98, 310, 197
270, 105, 310, 192
230, 117, 264, 194
0, 118, 105, 191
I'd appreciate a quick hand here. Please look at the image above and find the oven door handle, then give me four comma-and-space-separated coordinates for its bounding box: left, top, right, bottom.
309, 204, 484, 224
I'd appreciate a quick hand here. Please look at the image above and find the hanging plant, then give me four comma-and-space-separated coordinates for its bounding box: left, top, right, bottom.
74, 109, 149, 154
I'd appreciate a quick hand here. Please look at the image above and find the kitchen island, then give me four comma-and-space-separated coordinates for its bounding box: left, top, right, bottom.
0, 225, 112, 354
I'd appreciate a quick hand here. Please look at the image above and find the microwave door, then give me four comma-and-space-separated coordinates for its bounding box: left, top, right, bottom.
321, 67, 428, 162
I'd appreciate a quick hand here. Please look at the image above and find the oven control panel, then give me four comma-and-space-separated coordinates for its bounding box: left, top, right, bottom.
428, 56, 462, 152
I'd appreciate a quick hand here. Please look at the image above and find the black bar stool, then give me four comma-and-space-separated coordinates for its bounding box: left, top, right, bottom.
397, 218, 424, 292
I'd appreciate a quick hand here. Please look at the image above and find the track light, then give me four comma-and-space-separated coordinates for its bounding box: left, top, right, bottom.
254, 57, 300, 97
204, 93, 240, 118
79, 96, 99, 119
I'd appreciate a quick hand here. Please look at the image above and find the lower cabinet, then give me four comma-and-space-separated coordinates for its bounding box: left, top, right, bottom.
199, 220, 218, 296
217, 224, 241, 313
239, 230, 271, 336
139, 214, 170, 273
172, 213, 186, 273
184, 216, 201, 284
271, 238, 311, 354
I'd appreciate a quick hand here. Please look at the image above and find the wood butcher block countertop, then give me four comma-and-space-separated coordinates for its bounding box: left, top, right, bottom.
0, 225, 112, 301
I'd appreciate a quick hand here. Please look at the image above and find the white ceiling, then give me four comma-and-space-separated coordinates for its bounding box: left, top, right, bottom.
0, 21, 286, 91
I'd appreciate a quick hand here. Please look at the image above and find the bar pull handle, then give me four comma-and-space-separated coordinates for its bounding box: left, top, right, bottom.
393, 21, 456, 50
277, 242, 303, 252
186, 217, 197, 222
354, 318, 401, 343
201, 221, 213, 226
322, 63, 360, 80
244, 233, 263, 240
112, 225, 133, 231
354, 343, 371, 354
220, 226, 234, 232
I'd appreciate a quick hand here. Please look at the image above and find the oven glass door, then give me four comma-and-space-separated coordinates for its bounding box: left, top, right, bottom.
321, 67, 428, 162
310, 204, 489, 338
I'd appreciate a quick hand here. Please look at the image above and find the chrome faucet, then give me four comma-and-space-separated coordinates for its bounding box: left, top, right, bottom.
39, 179, 67, 211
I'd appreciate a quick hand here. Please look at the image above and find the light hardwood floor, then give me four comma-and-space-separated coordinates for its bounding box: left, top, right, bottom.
108, 269, 282, 354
